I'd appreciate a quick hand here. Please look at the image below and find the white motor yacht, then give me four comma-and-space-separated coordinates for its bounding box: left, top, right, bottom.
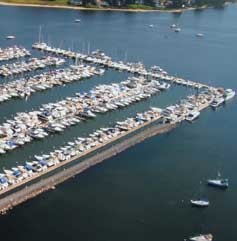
186, 111, 200, 122
224, 88, 235, 101
211, 97, 225, 108
6, 35, 16, 40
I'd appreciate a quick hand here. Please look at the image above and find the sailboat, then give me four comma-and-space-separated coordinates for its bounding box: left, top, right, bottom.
207, 172, 229, 189
190, 199, 209, 207
190, 181, 209, 207
189, 234, 213, 241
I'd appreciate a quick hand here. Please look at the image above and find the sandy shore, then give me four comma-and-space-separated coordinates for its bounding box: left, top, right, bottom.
0, 1, 201, 12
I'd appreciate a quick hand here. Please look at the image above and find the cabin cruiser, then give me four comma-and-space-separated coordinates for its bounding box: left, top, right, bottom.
211, 96, 225, 108
186, 110, 200, 122
224, 89, 235, 101
6, 35, 15, 40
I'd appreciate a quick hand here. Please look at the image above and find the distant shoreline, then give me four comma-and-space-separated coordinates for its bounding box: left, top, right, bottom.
0, 1, 208, 13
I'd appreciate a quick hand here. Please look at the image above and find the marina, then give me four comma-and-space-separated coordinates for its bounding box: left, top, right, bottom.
0, 75, 171, 155
32, 43, 211, 89
0, 65, 104, 103
0, 56, 65, 77
0, 39, 235, 240
0, 88, 229, 208
0, 46, 30, 62
0, 88, 218, 211
0, 4, 236, 241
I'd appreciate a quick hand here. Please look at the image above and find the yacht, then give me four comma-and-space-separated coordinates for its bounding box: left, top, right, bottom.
224, 89, 235, 101
74, 19, 81, 23
211, 97, 225, 108
207, 178, 228, 188
186, 111, 200, 122
189, 234, 213, 241
190, 199, 209, 207
170, 24, 177, 28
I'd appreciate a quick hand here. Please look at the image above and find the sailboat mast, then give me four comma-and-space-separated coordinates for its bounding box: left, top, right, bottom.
38, 25, 42, 44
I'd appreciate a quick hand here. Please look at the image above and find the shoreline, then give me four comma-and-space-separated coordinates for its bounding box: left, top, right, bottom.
0, 1, 206, 12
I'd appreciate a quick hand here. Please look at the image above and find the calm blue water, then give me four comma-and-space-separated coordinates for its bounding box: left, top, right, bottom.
0, 4, 237, 241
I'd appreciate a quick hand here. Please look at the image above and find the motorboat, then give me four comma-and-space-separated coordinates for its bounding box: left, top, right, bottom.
211, 97, 224, 108
6, 35, 16, 40
174, 28, 181, 32
189, 234, 213, 241
190, 199, 209, 207
186, 111, 200, 122
196, 33, 204, 37
224, 89, 235, 101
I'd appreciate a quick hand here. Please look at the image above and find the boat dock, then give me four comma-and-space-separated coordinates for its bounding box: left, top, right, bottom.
0, 46, 30, 62
0, 64, 104, 103
0, 76, 168, 155
0, 42, 235, 215
0, 90, 217, 213
32, 42, 213, 90
0, 56, 65, 77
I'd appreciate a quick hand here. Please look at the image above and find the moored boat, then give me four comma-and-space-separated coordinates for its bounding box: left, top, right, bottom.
186, 111, 200, 122
224, 88, 235, 101
211, 97, 224, 108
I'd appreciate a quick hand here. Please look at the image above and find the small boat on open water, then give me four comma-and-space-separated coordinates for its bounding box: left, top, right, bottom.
6, 35, 15, 40
207, 178, 228, 189
174, 28, 181, 32
196, 33, 204, 37
189, 234, 213, 241
190, 199, 209, 207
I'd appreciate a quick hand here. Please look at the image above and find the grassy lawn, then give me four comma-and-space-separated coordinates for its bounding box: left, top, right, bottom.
126, 4, 156, 9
